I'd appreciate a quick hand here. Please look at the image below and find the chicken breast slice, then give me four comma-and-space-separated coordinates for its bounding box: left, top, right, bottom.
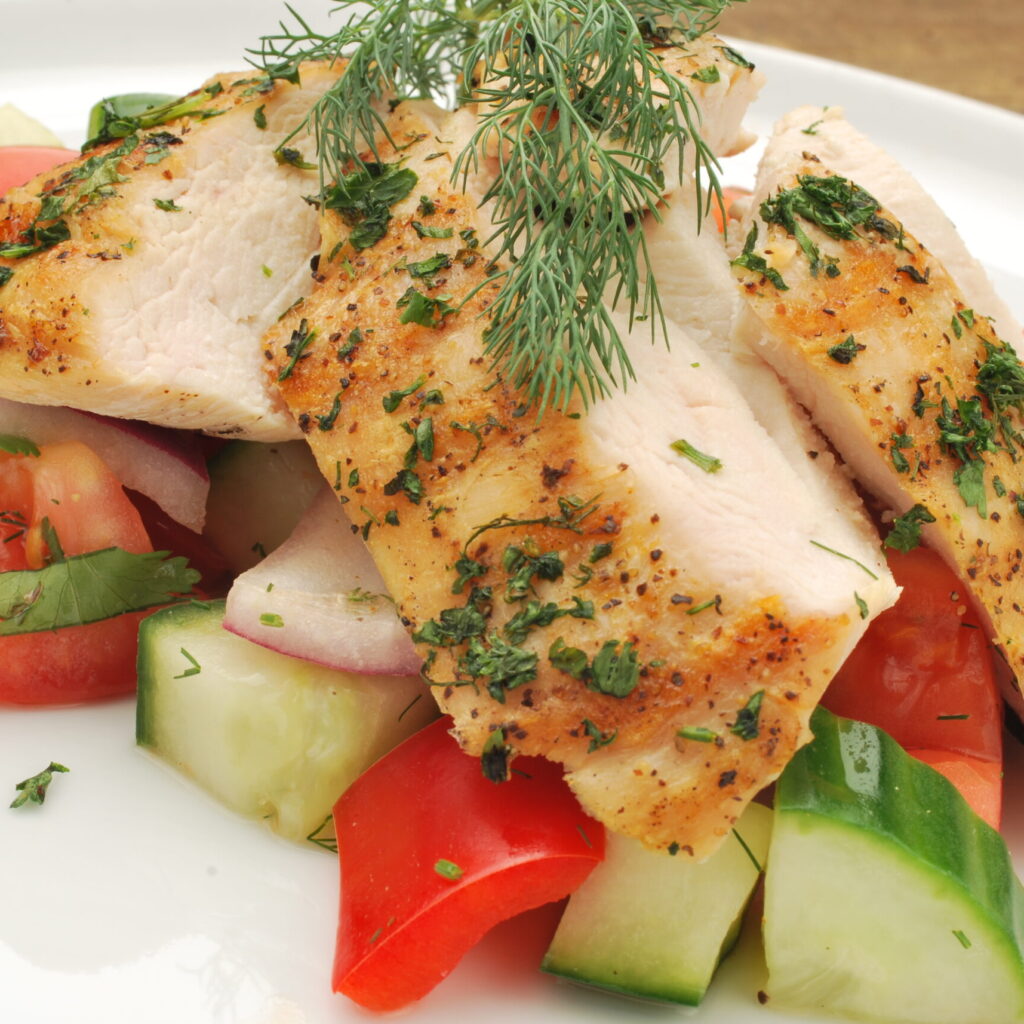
0, 64, 345, 440
264, 101, 896, 857
749, 105, 1022, 342
643, 186, 878, 543
732, 154, 1024, 714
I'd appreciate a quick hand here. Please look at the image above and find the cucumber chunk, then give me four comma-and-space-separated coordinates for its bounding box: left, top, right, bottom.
764, 708, 1024, 1024
542, 801, 771, 1004
202, 440, 323, 573
137, 600, 436, 840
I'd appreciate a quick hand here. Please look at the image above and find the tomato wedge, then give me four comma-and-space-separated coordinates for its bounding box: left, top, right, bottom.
0, 441, 155, 705
332, 717, 604, 1012
0, 145, 78, 197
823, 546, 1003, 823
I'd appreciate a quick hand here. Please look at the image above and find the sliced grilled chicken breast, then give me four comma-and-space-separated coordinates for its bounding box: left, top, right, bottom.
751, 105, 1021, 342
0, 64, 344, 440
265, 101, 896, 857
733, 154, 1024, 713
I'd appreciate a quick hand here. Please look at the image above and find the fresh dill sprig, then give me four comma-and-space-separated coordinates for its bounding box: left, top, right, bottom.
254, 0, 741, 412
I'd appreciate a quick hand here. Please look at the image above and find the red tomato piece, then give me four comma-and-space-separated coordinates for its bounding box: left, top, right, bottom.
0, 441, 155, 705
909, 748, 1002, 830
0, 145, 79, 197
332, 717, 605, 1012
823, 547, 1002, 763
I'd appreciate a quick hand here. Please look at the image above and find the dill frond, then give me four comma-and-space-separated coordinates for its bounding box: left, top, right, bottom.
254, 0, 743, 412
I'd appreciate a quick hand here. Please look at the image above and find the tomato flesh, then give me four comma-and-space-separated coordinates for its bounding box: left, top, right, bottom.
332, 717, 604, 1012
0, 441, 154, 705
909, 748, 1002, 830
0, 145, 79, 197
824, 547, 1002, 762
823, 547, 1003, 823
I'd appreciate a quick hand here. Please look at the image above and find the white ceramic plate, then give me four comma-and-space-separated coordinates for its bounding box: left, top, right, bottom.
2, 4, 1024, 1022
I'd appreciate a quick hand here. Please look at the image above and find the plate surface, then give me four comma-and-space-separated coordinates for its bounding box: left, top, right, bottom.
2, 3, 1024, 1022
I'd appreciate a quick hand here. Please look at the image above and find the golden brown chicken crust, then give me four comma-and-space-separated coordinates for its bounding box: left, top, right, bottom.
266, 105, 857, 857
0, 64, 339, 436
734, 160, 1024, 694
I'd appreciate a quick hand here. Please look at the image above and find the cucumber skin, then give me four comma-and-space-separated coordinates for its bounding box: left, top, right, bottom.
136, 599, 213, 747
780, 708, 1024, 957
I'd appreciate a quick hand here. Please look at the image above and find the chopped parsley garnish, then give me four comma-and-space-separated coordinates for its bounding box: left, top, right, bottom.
383, 375, 427, 413
318, 161, 418, 250
731, 223, 788, 290
173, 647, 202, 679
691, 65, 720, 83
260, 612, 285, 628
0, 435, 40, 458
480, 728, 510, 783
731, 690, 765, 741
461, 634, 538, 702
434, 858, 464, 880
396, 286, 456, 327
678, 725, 719, 743
883, 503, 936, 553
412, 220, 453, 239
582, 718, 617, 753
10, 762, 69, 808
153, 198, 182, 212
277, 318, 316, 382
759, 173, 899, 277
827, 335, 864, 364
670, 438, 722, 473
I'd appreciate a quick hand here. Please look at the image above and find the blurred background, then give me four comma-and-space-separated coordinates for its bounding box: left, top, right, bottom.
719, 0, 1024, 113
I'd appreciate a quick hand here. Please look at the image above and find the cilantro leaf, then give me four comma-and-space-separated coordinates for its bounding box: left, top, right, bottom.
0, 549, 199, 636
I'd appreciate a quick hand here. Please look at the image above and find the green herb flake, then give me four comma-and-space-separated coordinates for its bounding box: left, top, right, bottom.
855, 592, 869, 619
319, 162, 418, 250
316, 392, 343, 431
677, 725, 719, 743
589, 639, 639, 698
434, 858, 464, 881
937, 713, 970, 721
0, 435, 40, 458
582, 717, 617, 753
731, 827, 763, 873
691, 65, 720, 84
481, 728, 510, 783
953, 929, 972, 950
10, 762, 69, 808
731, 223, 788, 290
173, 647, 202, 679
253, 105, 268, 130
153, 198, 183, 212
412, 221, 453, 239
827, 335, 865, 364
260, 612, 285, 628
809, 540, 880, 580
884, 503, 937, 553
306, 814, 338, 853
670, 438, 722, 473
730, 690, 765, 741
275, 146, 316, 170
277, 318, 316, 382
717, 45, 754, 69
383, 375, 427, 413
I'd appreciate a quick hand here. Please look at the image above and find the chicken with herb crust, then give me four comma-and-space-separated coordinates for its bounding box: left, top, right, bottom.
0, 63, 348, 440
732, 152, 1024, 715
263, 98, 897, 858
